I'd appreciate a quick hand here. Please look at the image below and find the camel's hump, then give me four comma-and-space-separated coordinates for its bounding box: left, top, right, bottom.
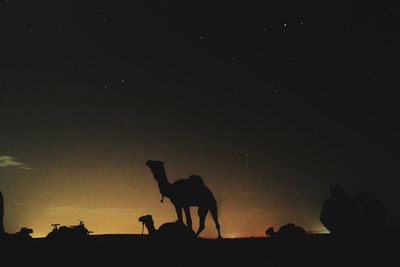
188, 175, 204, 184
174, 175, 205, 185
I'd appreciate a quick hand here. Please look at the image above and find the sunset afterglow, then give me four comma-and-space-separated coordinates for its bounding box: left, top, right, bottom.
1, 1, 398, 239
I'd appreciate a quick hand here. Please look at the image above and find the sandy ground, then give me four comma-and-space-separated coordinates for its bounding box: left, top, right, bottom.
1, 234, 399, 267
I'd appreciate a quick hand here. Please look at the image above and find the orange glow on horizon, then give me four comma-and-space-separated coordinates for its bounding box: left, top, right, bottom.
1, 154, 328, 239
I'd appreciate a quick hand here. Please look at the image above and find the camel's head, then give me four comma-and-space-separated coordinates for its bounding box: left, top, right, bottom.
265, 227, 275, 237
329, 185, 346, 199
138, 214, 153, 224
146, 160, 167, 182
355, 191, 371, 204
20, 227, 33, 235
146, 160, 164, 170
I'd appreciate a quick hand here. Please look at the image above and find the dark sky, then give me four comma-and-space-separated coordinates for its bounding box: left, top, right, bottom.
1, 0, 399, 237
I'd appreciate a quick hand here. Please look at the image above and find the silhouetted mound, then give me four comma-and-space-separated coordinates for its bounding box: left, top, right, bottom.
266, 223, 306, 240
46, 221, 91, 240
139, 214, 196, 240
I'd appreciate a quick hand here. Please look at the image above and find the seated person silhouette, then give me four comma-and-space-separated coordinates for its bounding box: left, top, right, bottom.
355, 192, 387, 234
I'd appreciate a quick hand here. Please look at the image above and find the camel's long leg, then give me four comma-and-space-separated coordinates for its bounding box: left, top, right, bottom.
210, 205, 222, 239
196, 206, 208, 237
174, 204, 183, 223
183, 206, 193, 229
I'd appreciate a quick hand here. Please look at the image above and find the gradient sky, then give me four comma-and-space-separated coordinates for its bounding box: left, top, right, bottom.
1, 0, 399, 238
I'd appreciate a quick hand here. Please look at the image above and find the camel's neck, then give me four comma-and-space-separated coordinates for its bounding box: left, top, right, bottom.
149, 166, 171, 197
143, 220, 156, 235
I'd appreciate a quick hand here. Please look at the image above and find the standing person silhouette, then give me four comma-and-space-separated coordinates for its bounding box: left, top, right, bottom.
320, 185, 359, 235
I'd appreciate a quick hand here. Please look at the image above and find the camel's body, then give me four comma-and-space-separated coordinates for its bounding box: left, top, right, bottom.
2, 227, 33, 240
146, 160, 222, 239
139, 214, 195, 240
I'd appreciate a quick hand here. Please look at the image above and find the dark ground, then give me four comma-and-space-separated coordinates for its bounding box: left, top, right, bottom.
2, 233, 399, 267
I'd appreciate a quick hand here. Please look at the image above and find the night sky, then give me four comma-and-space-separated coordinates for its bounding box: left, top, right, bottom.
1, 0, 399, 238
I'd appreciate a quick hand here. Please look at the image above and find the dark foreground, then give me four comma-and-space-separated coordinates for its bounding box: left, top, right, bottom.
2, 233, 399, 267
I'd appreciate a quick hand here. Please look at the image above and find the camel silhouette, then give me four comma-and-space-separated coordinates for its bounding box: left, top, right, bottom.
1, 191, 33, 240
266, 223, 306, 240
46, 221, 91, 240
146, 160, 222, 239
7, 227, 33, 240
138, 214, 196, 240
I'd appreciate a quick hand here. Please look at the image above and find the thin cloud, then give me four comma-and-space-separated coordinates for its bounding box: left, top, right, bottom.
0, 155, 31, 170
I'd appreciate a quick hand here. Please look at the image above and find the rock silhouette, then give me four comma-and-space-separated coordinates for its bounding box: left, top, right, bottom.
266, 223, 306, 240
320, 185, 359, 235
46, 221, 91, 240
146, 160, 222, 239
138, 214, 196, 240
